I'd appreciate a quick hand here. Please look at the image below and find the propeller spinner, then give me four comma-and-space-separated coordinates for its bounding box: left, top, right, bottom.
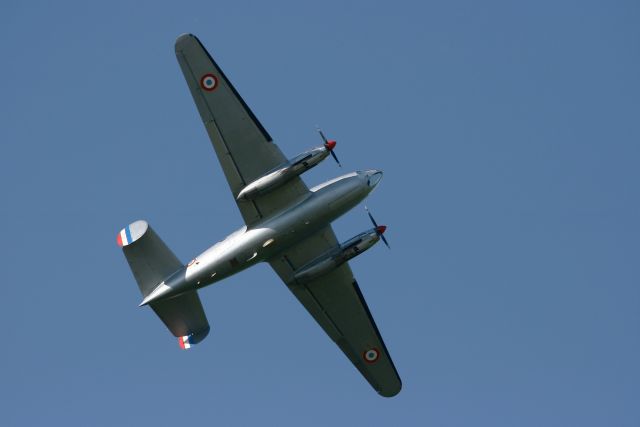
365, 206, 390, 249
317, 127, 342, 167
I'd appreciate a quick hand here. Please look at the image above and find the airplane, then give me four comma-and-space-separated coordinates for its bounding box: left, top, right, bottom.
117, 34, 401, 397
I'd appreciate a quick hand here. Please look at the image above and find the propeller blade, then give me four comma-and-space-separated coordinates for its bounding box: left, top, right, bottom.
316, 127, 328, 144
380, 234, 390, 249
317, 127, 341, 167
365, 206, 378, 228
330, 149, 342, 167
365, 206, 390, 249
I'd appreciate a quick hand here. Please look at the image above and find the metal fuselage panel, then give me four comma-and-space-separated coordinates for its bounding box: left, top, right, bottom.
183, 170, 381, 290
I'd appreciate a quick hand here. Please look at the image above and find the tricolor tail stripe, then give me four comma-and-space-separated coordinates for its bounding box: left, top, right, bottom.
117, 225, 133, 247
125, 225, 132, 245
178, 335, 192, 350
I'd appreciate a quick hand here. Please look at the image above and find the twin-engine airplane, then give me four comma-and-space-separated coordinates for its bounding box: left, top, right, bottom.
118, 34, 401, 397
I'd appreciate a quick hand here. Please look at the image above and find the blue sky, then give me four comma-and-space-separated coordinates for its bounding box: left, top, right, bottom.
1, 1, 639, 425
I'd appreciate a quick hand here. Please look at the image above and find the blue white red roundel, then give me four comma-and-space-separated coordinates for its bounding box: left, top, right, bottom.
363, 348, 380, 364
200, 74, 218, 91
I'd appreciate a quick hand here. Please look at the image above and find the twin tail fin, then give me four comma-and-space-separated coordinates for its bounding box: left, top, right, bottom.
118, 220, 210, 349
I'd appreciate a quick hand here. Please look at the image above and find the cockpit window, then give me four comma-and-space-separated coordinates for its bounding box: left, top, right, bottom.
368, 172, 383, 187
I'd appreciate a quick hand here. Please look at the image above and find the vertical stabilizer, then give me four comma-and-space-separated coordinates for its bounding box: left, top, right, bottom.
117, 220, 210, 347
118, 220, 182, 297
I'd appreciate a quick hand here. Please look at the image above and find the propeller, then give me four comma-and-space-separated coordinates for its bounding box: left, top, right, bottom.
365, 206, 390, 249
316, 127, 341, 167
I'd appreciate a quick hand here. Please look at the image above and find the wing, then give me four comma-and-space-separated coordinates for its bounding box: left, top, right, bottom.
175, 34, 309, 225
269, 226, 402, 397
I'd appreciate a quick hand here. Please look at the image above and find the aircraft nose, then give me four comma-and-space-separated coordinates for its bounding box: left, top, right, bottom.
366, 170, 383, 188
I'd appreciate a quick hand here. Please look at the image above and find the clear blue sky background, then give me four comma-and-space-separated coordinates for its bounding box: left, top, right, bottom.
1, 1, 638, 425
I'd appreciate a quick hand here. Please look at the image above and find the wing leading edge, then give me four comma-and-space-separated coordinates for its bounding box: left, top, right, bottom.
269, 226, 402, 397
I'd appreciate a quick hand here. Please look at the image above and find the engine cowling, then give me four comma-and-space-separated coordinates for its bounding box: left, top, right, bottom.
294, 229, 381, 284
237, 144, 334, 200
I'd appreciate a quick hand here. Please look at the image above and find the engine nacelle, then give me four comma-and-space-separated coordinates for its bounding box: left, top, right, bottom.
294, 229, 381, 284
237, 145, 333, 200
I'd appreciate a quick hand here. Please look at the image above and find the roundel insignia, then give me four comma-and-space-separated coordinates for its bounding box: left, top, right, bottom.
200, 74, 218, 91
363, 348, 380, 364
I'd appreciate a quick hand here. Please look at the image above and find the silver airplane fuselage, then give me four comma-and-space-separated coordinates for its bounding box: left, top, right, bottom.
140, 169, 383, 305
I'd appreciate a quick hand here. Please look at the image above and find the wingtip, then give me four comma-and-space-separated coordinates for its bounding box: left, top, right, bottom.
176, 32, 196, 41
175, 33, 199, 51
377, 380, 402, 398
